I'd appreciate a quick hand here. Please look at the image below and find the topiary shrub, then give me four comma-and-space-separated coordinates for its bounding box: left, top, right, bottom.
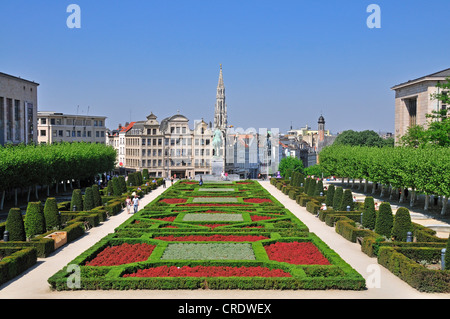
6, 208, 26, 241
304, 177, 311, 194
391, 207, 413, 241
375, 202, 393, 238
445, 237, 450, 270
339, 189, 354, 211
333, 187, 343, 209
118, 176, 127, 193
362, 197, 376, 230
314, 179, 324, 196
112, 177, 122, 196
71, 189, 83, 211
24, 202, 46, 239
44, 198, 61, 231
307, 179, 316, 197
107, 180, 114, 195
325, 184, 335, 207
142, 169, 149, 181
83, 187, 95, 211
127, 173, 137, 187
92, 185, 102, 208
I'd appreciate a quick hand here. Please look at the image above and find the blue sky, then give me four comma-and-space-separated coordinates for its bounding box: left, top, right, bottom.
1, 0, 449, 134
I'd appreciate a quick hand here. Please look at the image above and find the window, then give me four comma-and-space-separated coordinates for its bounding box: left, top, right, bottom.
41, 118, 47, 125
52, 130, 57, 137
66, 130, 71, 137
72, 131, 76, 137
88, 131, 91, 137
96, 131, 100, 138
77, 131, 81, 137
405, 98, 417, 127
182, 127, 186, 134
58, 130, 63, 137
153, 129, 157, 135
51, 118, 56, 125
158, 138, 162, 146
176, 127, 180, 134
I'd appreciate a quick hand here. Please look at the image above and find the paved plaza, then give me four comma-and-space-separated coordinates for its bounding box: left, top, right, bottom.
1, 181, 449, 299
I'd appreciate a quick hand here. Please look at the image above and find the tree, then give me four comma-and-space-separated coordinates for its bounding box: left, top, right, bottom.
83, 187, 95, 211
112, 177, 122, 196
118, 176, 127, 193
332, 187, 343, 209
6, 208, 26, 241
71, 189, 83, 211
43, 198, 61, 231
314, 179, 324, 196
325, 184, 335, 207
92, 184, 102, 208
334, 130, 392, 147
339, 189, 354, 211
307, 179, 316, 197
107, 180, 114, 195
304, 164, 323, 177
391, 207, 413, 241
278, 157, 304, 178
24, 202, 46, 239
375, 202, 394, 238
142, 169, 149, 181
362, 197, 376, 230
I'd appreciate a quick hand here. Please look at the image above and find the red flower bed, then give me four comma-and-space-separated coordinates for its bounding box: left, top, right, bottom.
244, 198, 272, 204
265, 242, 330, 265
251, 215, 273, 221
182, 182, 197, 184
180, 204, 249, 207
160, 198, 187, 204
86, 243, 156, 266
152, 216, 177, 222
123, 265, 291, 278
162, 225, 178, 229
154, 234, 269, 242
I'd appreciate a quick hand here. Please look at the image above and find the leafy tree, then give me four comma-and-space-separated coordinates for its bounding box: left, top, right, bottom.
24, 202, 45, 239
278, 156, 304, 178
304, 164, 323, 177
362, 197, 376, 230
6, 208, 26, 241
375, 202, 394, 238
83, 187, 95, 211
325, 184, 335, 207
71, 189, 83, 211
334, 130, 392, 147
43, 198, 61, 231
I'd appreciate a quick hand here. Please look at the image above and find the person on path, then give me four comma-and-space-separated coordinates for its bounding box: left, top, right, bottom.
132, 195, 139, 214
125, 196, 132, 214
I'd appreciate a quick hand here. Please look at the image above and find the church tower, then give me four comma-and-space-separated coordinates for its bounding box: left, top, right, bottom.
214, 64, 227, 132
318, 115, 325, 142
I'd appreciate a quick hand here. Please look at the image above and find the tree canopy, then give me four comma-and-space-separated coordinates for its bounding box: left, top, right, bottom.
278, 156, 304, 178
334, 130, 394, 148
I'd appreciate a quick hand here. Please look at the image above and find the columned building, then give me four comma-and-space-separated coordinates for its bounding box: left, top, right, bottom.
0, 72, 39, 145
391, 68, 450, 143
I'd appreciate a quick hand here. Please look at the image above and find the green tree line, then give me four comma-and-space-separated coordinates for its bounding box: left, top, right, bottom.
0, 142, 117, 209
319, 145, 450, 215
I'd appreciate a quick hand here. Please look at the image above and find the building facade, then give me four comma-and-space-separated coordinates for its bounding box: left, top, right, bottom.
391, 68, 450, 143
0, 72, 39, 146
37, 112, 107, 144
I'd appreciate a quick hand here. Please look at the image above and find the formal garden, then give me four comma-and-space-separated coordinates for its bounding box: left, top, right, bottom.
273, 166, 450, 293
48, 179, 366, 291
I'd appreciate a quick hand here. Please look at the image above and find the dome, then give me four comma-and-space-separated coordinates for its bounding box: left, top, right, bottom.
318, 115, 325, 124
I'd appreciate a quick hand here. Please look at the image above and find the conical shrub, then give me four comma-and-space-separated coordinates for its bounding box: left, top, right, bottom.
304, 177, 311, 194
325, 184, 335, 207
107, 180, 114, 195
83, 187, 95, 211
92, 185, 102, 207
340, 189, 354, 211
118, 176, 127, 193
314, 179, 324, 196
6, 208, 26, 241
375, 202, 394, 238
307, 179, 316, 197
44, 197, 61, 231
71, 189, 83, 211
445, 236, 450, 270
391, 207, 413, 241
24, 202, 46, 239
362, 197, 376, 230
333, 187, 343, 209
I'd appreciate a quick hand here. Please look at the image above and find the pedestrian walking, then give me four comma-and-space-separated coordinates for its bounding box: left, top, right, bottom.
132, 195, 139, 214
125, 196, 132, 214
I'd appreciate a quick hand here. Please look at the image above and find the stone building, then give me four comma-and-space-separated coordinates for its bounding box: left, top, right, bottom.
391, 68, 450, 143
37, 112, 107, 144
0, 72, 39, 146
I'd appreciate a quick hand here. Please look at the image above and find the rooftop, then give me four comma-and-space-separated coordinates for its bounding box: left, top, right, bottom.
0, 72, 39, 86
391, 68, 450, 90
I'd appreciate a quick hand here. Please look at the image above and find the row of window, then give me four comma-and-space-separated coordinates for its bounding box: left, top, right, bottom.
39, 129, 105, 138
40, 118, 104, 127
